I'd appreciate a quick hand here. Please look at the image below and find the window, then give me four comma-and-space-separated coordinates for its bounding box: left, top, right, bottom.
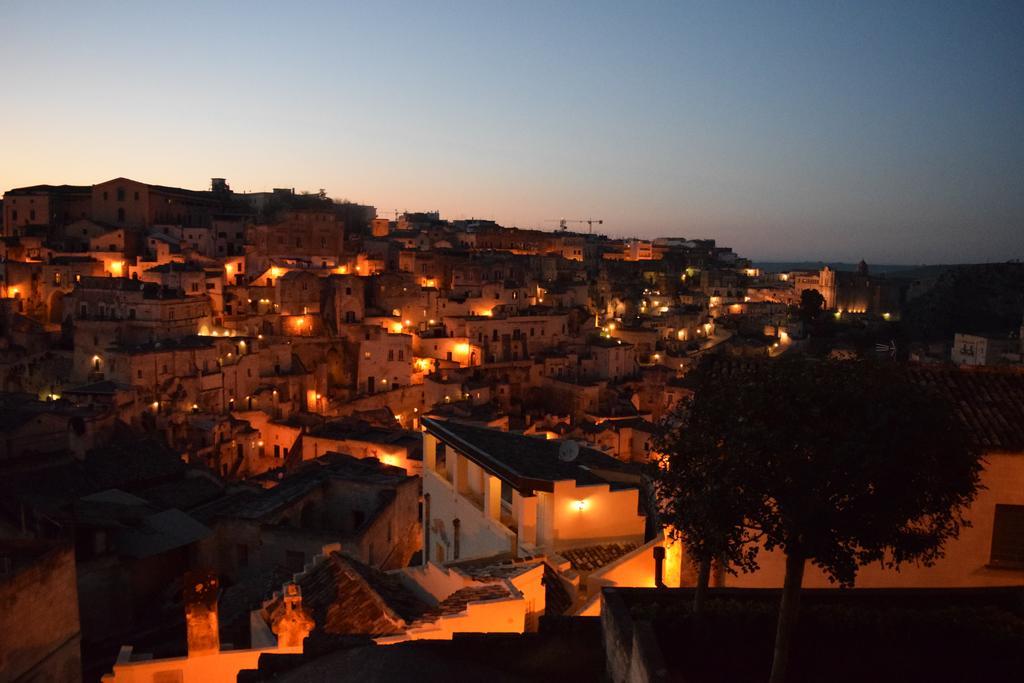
191, 283, 199, 292
435, 442, 447, 477
388, 350, 394, 361
29, 209, 36, 221
117, 208, 125, 223
117, 188, 125, 201
134, 191, 139, 201
991, 504, 1024, 567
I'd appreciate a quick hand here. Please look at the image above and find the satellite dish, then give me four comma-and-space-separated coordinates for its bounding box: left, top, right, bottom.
558, 440, 580, 462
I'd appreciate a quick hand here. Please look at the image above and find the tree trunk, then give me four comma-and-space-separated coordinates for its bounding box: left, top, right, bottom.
693, 556, 712, 616
768, 551, 805, 683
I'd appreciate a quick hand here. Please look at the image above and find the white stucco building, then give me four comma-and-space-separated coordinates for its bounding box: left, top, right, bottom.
420, 417, 647, 565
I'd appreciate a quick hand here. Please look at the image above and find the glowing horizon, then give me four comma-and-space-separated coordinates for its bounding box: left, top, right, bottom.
1, 1, 1021, 264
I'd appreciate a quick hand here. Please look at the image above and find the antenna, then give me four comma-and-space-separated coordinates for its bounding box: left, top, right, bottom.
543, 218, 604, 234
558, 440, 580, 462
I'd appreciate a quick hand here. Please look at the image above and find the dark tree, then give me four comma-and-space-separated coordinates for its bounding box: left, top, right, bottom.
651, 363, 761, 614
716, 359, 983, 683
798, 288, 826, 321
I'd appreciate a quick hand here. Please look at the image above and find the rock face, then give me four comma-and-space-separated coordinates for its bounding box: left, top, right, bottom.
184, 571, 220, 656
271, 583, 316, 648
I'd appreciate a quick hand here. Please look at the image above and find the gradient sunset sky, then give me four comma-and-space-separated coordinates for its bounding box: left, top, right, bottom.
2, 1, 1021, 263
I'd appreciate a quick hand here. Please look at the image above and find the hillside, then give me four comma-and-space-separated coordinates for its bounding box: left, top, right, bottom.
901, 262, 1024, 342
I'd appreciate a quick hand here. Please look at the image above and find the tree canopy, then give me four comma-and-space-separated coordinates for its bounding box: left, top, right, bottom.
723, 358, 982, 586
652, 367, 762, 585
798, 288, 826, 322
653, 356, 984, 682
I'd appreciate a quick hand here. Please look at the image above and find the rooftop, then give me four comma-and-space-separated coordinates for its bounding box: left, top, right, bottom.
422, 418, 638, 493
559, 542, 639, 573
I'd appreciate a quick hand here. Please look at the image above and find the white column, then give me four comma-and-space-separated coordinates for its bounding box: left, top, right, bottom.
483, 474, 501, 521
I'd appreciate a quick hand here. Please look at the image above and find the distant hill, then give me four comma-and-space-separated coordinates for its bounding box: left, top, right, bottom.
754, 262, 952, 276
901, 263, 1024, 342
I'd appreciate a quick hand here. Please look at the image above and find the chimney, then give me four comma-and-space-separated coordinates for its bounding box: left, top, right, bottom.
184, 571, 220, 657
271, 583, 314, 648
653, 546, 666, 588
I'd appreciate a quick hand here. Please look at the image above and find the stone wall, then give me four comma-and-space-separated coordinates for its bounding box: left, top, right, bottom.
600, 587, 668, 683
0, 540, 82, 683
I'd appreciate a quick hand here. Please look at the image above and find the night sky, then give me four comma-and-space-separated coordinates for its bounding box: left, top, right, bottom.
2, 1, 1021, 263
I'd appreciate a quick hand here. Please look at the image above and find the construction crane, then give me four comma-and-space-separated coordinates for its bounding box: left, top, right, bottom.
545, 218, 604, 233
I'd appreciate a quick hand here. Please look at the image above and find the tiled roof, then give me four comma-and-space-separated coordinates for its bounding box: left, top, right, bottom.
295, 552, 428, 637
905, 367, 1024, 452
560, 542, 639, 573
5, 184, 90, 195
416, 585, 511, 622
450, 556, 545, 582
698, 358, 1024, 453
542, 562, 573, 617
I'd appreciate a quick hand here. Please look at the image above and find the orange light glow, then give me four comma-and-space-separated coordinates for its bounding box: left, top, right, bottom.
270, 267, 282, 278
110, 260, 124, 276
456, 343, 471, 355
663, 531, 683, 588
225, 263, 234, 274
390, 322, 404, 333
572, 499, 588, 512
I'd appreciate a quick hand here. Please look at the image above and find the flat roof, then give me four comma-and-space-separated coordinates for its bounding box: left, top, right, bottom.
422, 417, 638, 493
